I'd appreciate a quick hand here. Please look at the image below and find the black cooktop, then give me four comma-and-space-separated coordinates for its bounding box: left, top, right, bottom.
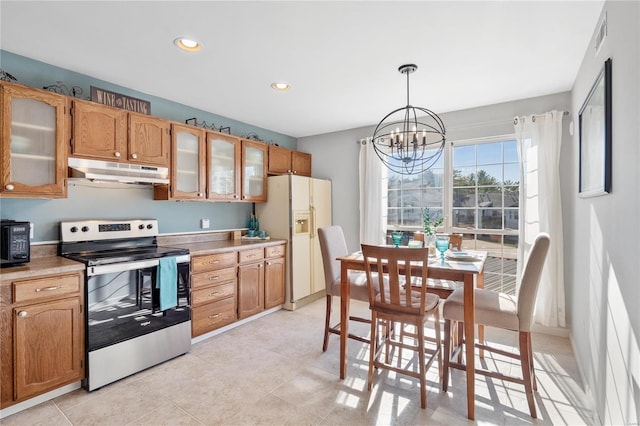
63, 245, 189, 267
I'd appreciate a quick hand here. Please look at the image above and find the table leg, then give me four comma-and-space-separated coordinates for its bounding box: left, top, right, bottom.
340, 261, 350, 380
476, 271, 485, 359
464, 272, 475, 420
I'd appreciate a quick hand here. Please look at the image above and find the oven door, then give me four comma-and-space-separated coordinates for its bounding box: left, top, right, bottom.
86, 255, 190, 352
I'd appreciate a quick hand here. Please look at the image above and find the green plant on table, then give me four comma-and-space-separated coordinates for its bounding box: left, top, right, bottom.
422, 207, 443, 236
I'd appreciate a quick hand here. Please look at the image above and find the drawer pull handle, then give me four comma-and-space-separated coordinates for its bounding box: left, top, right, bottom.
209, 260, 220, 264
36, 286, 62, 292
18, 311, 27, 318
247, 254, 256, 258
266, 262, 271, 265
208, 291, 220, 296
209, 276, 220, 280
208, 313, 221, 319
257, 264, 263, 268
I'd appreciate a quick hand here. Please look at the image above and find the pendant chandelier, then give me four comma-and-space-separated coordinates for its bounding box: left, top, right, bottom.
371, 64, 446, 175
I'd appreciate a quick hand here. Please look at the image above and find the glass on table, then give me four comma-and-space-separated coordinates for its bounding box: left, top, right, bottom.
391, 231, 403, 247
434, 235, 450, 264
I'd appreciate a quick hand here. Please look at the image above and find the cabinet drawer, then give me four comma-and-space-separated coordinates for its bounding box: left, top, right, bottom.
192, 297, 237, 336
238, 248, 264, 263
265, 244, 285, 258
192, 281, 236, 306
192, 252, 237, 273
13, 274, 81, 303
191, 267, 237, 290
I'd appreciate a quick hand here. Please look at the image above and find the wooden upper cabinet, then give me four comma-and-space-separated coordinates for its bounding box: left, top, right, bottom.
267, 145, 292, 174
267, 145, 311, 177
128, 113, 170, 166
241, 139, 267, 202
207, 132, 241, 201
71, 100, 169, 167
292, 151, 311, 176
163, 123, 206, 200
71, 99, 127, 161
0, 82, 68, 198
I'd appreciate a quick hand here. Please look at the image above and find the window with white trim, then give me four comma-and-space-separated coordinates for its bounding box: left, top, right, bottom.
386, 136, 519, 295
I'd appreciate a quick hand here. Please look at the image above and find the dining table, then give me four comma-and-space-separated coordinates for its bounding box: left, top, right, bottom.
337, 248, 487, 420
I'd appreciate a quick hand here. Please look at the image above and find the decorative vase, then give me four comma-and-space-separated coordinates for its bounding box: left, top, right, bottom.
424, 233, 436, 256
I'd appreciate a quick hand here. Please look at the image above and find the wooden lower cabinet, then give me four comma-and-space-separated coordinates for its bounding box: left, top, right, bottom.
237, 261, 265, 319
190, 243, 286, 336
192, 296, 236, 336
190, 253, 238, 337
264, 245, 286, 309
1, 271, 84, 409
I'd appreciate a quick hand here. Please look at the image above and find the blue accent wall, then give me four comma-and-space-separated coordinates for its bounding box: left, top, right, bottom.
0, 51, 296, 242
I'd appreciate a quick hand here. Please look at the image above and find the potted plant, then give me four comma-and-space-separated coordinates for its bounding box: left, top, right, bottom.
420, 207, 443, 249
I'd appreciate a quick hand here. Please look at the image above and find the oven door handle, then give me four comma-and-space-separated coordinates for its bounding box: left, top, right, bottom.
87, 254, 190, 276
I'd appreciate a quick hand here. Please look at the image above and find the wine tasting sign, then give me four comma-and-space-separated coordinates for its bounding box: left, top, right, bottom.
90, 86, 151, 115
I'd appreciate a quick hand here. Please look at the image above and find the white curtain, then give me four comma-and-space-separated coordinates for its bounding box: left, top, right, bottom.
514, 111, 565, 328
359, 138, 387, 245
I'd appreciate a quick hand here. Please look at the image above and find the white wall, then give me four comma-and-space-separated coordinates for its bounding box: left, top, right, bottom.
298, 92, 571, 253
568, 1, 640, 424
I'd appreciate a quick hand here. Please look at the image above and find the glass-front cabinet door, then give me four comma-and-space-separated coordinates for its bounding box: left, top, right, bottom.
0, 82, 68, 198
241, 139, 267, 202
171, 123, 205, 200
207, 132, 240, 201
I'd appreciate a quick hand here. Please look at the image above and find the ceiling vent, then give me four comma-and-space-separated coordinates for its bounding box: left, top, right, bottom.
595, 13, 607, 55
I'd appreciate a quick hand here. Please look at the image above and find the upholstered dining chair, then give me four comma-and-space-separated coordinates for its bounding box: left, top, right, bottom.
318, 226, 373, 352
441, 232, 551, 418
360, 244, 441, 409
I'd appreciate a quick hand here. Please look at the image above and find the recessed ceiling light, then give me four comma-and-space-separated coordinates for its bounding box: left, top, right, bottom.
174, 37, 201, 52
271, 82, 290, 91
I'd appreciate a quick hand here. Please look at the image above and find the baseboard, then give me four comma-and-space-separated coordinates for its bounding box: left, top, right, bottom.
531, 323, 570, 337
0, 382, 81, 419
191, 305, 283, 344
282, 290, 324, 311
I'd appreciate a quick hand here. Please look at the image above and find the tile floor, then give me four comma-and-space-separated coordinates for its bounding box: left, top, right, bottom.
2, 298, 593, 425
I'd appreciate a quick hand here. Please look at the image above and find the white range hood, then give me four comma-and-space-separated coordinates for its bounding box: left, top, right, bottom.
68, 157, 169, 184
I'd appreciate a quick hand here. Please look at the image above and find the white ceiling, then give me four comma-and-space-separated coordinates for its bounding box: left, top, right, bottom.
1, 1, 604, 138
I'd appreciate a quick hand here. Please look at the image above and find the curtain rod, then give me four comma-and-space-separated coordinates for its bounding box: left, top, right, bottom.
514, 110, 569, 125
357, 111, 570, 143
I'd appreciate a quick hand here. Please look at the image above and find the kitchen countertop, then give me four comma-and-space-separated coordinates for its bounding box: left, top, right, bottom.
0, 256, 85, 282
1, 234, 286, 282
166, 238, 286, 256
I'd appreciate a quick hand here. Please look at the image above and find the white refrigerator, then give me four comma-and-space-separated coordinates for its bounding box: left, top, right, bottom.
256, 175, 332, 310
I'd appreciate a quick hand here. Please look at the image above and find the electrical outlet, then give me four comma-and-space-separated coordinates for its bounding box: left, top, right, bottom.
30, 223, 34, 239
200, 218, 210, 229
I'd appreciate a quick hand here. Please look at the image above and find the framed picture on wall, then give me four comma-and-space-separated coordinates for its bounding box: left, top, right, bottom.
578, 58, 612, 198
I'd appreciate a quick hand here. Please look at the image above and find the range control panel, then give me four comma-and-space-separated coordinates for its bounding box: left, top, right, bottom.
60, 219, 158, 242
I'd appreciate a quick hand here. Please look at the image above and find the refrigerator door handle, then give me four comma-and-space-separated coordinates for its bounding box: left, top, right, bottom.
310, 206, 316, 238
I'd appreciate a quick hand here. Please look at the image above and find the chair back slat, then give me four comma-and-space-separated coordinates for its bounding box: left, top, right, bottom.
361, 244, 430, 316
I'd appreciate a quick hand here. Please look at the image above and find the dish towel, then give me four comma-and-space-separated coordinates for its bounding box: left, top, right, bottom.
156, 257, 177, 311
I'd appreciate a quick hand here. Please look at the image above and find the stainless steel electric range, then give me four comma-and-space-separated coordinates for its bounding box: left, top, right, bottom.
59, 219, 191, 391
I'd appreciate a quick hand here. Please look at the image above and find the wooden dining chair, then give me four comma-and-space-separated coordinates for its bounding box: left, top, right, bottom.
361, 244, 441, 409
442, 233, 551, 418
318, 226, 374, 351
